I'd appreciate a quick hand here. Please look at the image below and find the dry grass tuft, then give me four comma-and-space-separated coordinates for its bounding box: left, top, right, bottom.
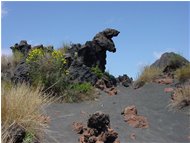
175, 64, 190, 82
1, 83, 52, 142
169, 85, 190, 109
1, 55, 14, 71
134, 66, 162, 87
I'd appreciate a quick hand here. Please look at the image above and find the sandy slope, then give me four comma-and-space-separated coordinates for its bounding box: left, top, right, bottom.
43, 83, 190, 143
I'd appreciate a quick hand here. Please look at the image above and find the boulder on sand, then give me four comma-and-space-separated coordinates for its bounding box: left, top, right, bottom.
73, 111, 120, 143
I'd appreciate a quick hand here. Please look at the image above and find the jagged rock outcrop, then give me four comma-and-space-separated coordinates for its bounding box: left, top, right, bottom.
78, 28, 119, 72
151, 52, 189, 75
11, 59, 31, 84
10, 40, 31, 57
9, 28, 120, 90
10, 41, 32, 84
66, 28, 120, 85
68, 60, 98, 85
116, 74, 133, 87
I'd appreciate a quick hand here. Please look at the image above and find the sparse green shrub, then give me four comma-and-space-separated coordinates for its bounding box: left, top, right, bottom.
175, 64, 190, 82
91, 65, 103, 78
62, 82, 97, 103
26, 49, 69, 95
72, 82, 92, 93
135, 66, 162, 87
23, 132, 35, 143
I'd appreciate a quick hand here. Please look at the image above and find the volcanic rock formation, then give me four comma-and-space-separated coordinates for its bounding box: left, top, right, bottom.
67, 28, 120, 85
10, 29, 120, 88
116, 74, 133, 87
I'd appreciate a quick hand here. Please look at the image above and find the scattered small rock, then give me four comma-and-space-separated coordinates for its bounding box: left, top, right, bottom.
121, 105, 149, 129
164, 87, 174, 93
95, 79, 117, 96
154, 77, 173, 85
130, 133, 136, 140
105, 87, 117, 96
80, 111, 87, 115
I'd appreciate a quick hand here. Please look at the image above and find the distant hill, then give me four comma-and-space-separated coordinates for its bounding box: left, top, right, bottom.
151, 52, 189, 72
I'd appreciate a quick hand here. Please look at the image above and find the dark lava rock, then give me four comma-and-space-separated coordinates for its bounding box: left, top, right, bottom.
66, 28, 120, 85
103, 73, 117, 88
68, 60, 98, 85
9, 41, 32, 84
151, 52, 189, 74
87, 111, 110, 132
74, 111, 120, 143
72, 28, 120, 72
10, 40, 31, 57
11, 59, 31, 84
116, 74, 133, 87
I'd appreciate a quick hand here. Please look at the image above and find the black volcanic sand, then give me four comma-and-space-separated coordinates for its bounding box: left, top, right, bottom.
43, 83, 190, 143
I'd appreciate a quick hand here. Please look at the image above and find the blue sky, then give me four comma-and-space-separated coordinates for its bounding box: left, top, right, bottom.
1, 1, 189, 79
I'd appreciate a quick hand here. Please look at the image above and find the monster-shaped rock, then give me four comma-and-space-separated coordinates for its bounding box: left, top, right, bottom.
68, 28, 120, 85
78, 28, 120, 72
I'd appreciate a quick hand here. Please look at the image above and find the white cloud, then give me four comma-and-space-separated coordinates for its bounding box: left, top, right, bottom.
1, 2, 8, 18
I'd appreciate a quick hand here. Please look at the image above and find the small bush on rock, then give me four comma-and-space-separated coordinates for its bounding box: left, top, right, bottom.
72, 82, 92, 93
91, 65, 103, 79
62, 82, 97, 103
26, 48, 69, 95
